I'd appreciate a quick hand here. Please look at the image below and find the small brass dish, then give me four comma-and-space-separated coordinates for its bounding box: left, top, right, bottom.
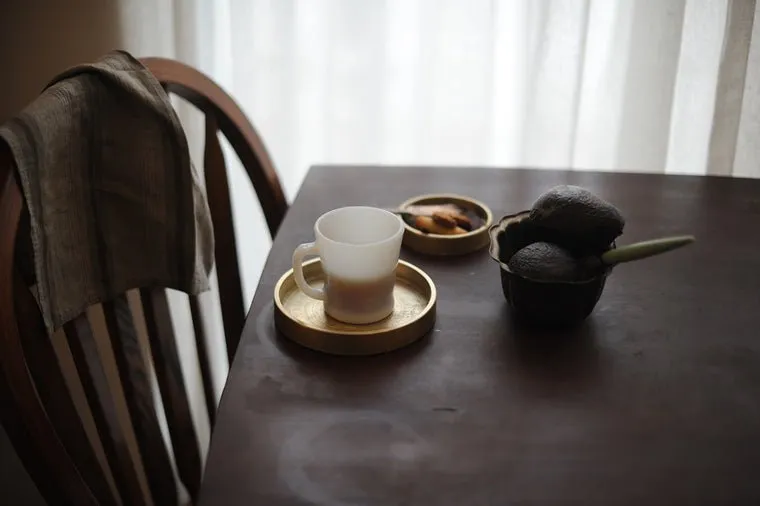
399, 194, 493, 256
273, 259, 437, 356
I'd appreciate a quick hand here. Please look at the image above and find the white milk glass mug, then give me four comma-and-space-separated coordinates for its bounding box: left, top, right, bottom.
292, 206, 404, 324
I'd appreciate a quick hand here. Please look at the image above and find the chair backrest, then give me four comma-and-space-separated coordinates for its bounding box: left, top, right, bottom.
142, 56, 288, 364
0, 58, 288, 506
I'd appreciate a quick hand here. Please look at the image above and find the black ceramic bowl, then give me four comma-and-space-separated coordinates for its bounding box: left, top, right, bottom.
488, 211, 614, 328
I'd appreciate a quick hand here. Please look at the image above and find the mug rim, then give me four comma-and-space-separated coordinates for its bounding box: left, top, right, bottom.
315, 206, 403, 248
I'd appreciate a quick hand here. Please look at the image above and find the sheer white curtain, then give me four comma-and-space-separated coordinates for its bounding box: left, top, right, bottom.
173, 0, 760, 189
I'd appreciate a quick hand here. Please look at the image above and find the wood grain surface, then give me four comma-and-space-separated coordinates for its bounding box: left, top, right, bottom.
207, 166, 759, 505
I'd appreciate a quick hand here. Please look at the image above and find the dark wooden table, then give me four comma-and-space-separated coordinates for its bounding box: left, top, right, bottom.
199, 165, 760, 506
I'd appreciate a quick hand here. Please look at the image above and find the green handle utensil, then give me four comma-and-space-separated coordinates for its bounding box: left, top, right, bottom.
600, 235, 695, 265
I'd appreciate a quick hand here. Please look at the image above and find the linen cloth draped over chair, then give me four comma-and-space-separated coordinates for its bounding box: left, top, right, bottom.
0, 51, 287, 505
0, 50, 215, 332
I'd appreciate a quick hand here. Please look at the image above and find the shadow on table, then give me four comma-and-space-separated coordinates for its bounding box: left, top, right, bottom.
272, 326, 434, 390
497, 314, 605, 395
252, 300, 434, 399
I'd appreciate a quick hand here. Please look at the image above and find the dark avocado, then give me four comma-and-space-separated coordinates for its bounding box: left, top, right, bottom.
488, 213, 611, 327
529, 185, 624, 253
509, 242, 583, 282
488, 193, 694, 328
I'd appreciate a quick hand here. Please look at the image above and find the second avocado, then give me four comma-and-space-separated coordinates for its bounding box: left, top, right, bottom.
529, 185, 625, 253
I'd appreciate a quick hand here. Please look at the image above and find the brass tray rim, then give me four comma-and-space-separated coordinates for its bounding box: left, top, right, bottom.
273, 258, 437, 337
399, 193, 494, 240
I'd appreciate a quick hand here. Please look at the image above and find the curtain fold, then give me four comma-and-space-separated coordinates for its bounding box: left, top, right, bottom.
713, 0, 758, 176
734, 0, 760, 177
168, 0, 759, 197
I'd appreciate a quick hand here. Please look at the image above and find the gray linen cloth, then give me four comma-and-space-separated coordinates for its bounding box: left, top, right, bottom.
0, 50, 214, 332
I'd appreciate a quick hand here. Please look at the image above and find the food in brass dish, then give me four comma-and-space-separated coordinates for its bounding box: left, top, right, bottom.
396, 203, 481, 236
489, 185, 695, 327
396, 195, 494, 256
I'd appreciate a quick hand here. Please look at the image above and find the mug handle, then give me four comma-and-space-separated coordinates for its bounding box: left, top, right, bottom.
292, 242, 326, 300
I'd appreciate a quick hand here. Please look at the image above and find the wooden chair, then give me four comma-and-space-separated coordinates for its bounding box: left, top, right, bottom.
0, 58, 287, 505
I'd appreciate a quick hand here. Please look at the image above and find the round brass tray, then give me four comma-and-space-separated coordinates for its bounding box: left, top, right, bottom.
399, 193, 493, 256
273, 259, 437, 356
